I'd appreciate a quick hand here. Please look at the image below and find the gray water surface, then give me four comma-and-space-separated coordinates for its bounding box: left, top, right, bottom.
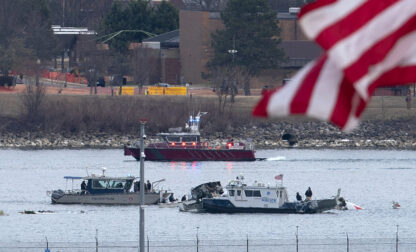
0, 149, 415, 244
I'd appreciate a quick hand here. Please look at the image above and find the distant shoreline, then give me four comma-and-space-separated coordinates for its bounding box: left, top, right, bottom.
1, 121, 415, 150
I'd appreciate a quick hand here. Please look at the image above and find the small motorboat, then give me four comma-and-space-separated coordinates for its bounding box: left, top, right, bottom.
196, 176, 337, 214
49, 168, 170, 205
392, 201, 401, 209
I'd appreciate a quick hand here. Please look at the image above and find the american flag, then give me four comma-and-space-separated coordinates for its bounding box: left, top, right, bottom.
274, 174, 283, 180
253, 0, 416, 131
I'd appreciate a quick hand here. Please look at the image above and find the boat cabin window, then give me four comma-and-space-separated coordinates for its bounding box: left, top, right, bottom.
244, 190, 253, 197
92, 180, 108, 189
280, 191, 282, 198
166, 136, 181, 142
182, 136, 198, 142
237, 190, 241, 196
108, 180, 126, 189
229, 190, 235, 196
253, 190, 261, 197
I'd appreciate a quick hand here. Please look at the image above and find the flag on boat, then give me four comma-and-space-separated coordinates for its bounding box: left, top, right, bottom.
253, 0, 416, 131
274, 174, 283, 180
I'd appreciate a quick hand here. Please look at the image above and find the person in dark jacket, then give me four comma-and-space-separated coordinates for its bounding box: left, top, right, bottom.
146, 180, 151, 192
296, 192, 302, 201
305, 187, 312, 201
81, 181, 87, 194
169, 193, 176, 202
181, 195, 187, 202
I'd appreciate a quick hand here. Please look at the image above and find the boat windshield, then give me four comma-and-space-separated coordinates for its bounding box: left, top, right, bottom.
108, 180, 127, 189
92, 180, 108, 189
91, 179, 132, 190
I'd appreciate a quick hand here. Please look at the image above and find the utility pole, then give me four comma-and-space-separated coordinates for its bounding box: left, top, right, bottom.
139, 119, 146, 252
227, 36, 238, 102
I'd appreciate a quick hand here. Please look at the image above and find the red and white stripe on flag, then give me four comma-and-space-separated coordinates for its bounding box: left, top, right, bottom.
253, 0, 416, 130
274, 174, 283, 180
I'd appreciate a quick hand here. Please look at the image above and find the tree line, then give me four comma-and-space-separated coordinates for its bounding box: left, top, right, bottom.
0, 0, 178, 86
0, 0, 309, 98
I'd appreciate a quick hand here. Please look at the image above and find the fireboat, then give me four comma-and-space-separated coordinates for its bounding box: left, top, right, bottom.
124, 112, 257, 161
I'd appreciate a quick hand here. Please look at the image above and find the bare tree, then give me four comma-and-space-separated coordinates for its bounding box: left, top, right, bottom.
130, 47, 158, 94
210, 66, 237, 115
20, 78, 46, 124
49, 0, 114, 72
77, 37, 109, 95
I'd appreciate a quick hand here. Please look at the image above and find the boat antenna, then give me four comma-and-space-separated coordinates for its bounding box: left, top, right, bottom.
85, 167, 89, 177
101, 167, 107, 177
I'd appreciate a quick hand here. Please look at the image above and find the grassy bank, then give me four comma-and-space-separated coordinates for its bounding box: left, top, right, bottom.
1, 93, 416, 135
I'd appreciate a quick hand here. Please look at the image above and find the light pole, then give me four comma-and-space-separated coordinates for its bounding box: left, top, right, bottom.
227, 48, 238, 102
139, 119, 146, 252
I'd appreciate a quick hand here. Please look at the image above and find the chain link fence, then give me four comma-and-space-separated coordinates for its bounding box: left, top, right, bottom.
2, 236, 416, 252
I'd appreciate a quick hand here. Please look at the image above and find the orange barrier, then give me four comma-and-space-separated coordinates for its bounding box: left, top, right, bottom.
41, 71, 87, 84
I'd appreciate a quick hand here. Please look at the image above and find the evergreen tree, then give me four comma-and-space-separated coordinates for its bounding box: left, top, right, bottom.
151, 1, 179, 35
102, 0, 179, 52
209, 0, 284, 95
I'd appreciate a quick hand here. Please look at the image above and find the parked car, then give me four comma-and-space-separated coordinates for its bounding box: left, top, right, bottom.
156, 83, 171, 87
110, 74, 126, 86
96, 77, 105, 87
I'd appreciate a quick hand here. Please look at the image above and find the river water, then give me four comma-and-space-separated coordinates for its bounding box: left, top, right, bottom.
0, 149, 415, 251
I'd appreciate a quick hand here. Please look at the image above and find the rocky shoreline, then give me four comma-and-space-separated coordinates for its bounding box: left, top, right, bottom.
1, 120, 416, 150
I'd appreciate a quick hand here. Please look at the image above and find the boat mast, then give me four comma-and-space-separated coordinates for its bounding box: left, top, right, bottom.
139, 119, 146, 252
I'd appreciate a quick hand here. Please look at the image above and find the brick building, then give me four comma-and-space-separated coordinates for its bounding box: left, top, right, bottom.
179, 8, 322, 86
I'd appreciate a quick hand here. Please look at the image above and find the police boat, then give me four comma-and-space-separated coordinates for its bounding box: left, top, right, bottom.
201, 176, 337, 214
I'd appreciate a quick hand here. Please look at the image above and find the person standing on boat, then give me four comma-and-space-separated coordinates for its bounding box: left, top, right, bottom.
305, 187, 312, 201
134, 181, 140, 192
81, 181, 87, 195
169, 193, 176, 202
146, 180, 151, 192
296, 192, 302, 201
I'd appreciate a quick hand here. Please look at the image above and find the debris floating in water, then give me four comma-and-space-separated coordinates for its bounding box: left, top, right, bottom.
19, 210, 36, 214
392, 201, 401, 209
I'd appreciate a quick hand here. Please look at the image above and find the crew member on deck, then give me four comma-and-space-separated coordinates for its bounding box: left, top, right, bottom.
296, 192, 302, 201
146, 180, 151, 192
81, 181, 87, 194
305, 187, 312, 201
169, 193, 176, 202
